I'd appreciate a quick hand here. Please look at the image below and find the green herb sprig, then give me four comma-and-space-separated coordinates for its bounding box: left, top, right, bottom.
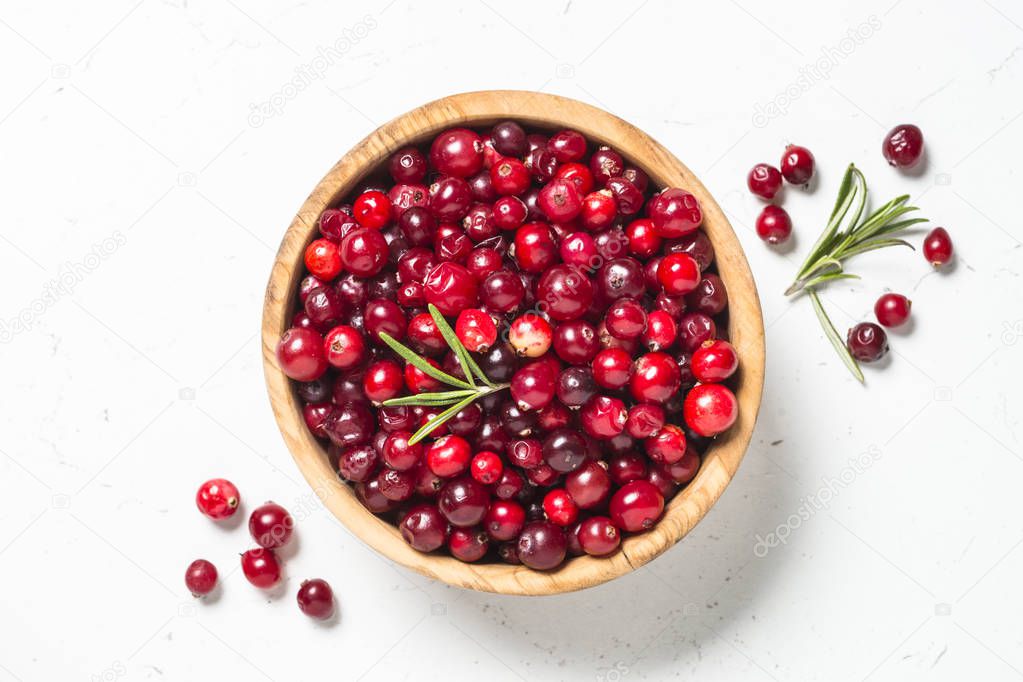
786, 163, 927, 382
377, 304, 508, 445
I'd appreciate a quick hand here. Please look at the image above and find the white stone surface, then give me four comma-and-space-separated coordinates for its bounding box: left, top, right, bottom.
1, 1, 1021, 680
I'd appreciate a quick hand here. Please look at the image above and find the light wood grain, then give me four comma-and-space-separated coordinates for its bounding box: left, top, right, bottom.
261, 90, 765, 596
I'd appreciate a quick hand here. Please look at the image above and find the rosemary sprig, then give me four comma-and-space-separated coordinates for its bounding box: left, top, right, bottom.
378, 304, 508, 444
787, 163, 927, 382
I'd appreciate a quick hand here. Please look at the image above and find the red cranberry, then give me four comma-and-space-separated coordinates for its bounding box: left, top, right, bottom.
382, 431, 422, 471
630, 352, 681, 404
649, 188, 702, 237
678, 312, 716, 352
543, 489, 579, 526
626, 218, 661, 257
580, 395, 627, 438
324, 401, 375, 448
555, 162, 595, 195
485, 500, 526, 541
883, 124, 924, 168
448, 527, 489, 562
249, 502, 294, 549
874, 293, 912, 328
559, 231, 599, 269
577, 516, 620, 556
429, 176, 472, 221
563, 460, 611, 510
658, 253, 701, 296
241, 548, 282, 588
337, 444, 378, 482
493, 196, 528, 230
490, 157, 531, 196
470, 451, 503, 485
847, 322, 889, 362
780, 145, 815, 185
389, 146, 427, 183
430, 128, 484, 178
352, 190, 393, 229
406, 313, 445, 355
923, 227, 953, 266
509, 314, 553, 357
661, 447, 701, 484
645, 424, 687, 464
455, 308, 497, 352
683, 383, 738, 437
185, 559, 218, 596
625, 403, 665, 439
514, 222, 559, 272
438, 476, 490, 527
605, 298, 647, 340
643, 310, 677, 351
547, 129, 587, 162
594, 228, 630, 261
423, 262, 478, 316
592, 348, 633, 389
296, 578, 335, 620
756, 205, 792, 245
196, 478, 240, 520
339, 228, 388, 277
388, 183, 429, 217
607, 176, 643, 215
667, 231, 715, 271
538, 178, 583, 222
377, 467, 415, 502
426, 435, 472, 478
363, 298, 406, 344
526, 147, 560, 182
608, 452, 647, 486
400, 504, 448, 552
319, 207, 356, 241
542, 427, 588, 473
551, 320, 598, 365
361, 360, 401, 403
589, 147, 624, 186
466, 246, 502, 279
277, 327, 328, 381
511, 361, 557, 412
536, 264, 594, 321
747, 163, 783, 200
507, 438, 543, 470
304, 238, 342, 281
580, 190, 618, 230
517, 521, 568, 570
609, 480, 664, 532
491, 120, 528, 156
691, 339, 738, 383
323, 325, 366, 370
597, 257, 646, 300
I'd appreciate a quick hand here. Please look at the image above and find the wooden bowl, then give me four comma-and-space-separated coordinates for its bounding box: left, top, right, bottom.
262, 90, 765, 596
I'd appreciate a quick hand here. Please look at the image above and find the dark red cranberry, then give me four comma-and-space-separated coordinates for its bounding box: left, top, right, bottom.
332, 370, 368, 405
448, 527, 489, 562
593, 228, 630, 261
405, 313, 445, 356
296, 578, 335, 620
626, 403, 665, 439
666, 231, 715, 271
400, 504, 448, 552
874, 293, 912, 328
525, 147, 560, 182
536, 264, 593, 321
438, 476, 490, 527
552, 319, 599, 365
241, 548, 281, 588
846, 322, 889, 362
430, 128, 484, 178
319, 207, 357, 241
747, 163, 783, 199
491, 120, 528, 156
299, 275, 326, 303
513, 222, 558, 272
277, 327, 328, 381
423, 262, 478, 316
398, 206, 435, 246
325, 401, 375, 448
678, 312, 716, 352
537, 400, 571, 431
756, 205, 792, 245
475, 414, 510, 453
580, 395, 627, 438
447, 403, 483, 438
339, 228, 388, 277
542, 428, 588, 473
564, 460, 611, 510
537, 178, 582, 223
607, 176, 643, 215
923, 227, 953, 266
597, 257, 646, 301
466, 246, 502, 279
485, 500, 526, 541
683, 384, 738, 437
642, 310, 677, 351
609, 480, 664, 532
605, 298, 647, 340
389, 146, 428, 183
589, 147, 624, 186
511, 361, 557, 412
477, 343, 518, 383
517, 521, 568, 570
554, 366, 596, 407
608, 452, 647, 486
577, 516, 621, 556
883, 124, 924, 168
303, 403, 332, 437
780, 145, 815, 185
493, 467, 524, 501
591, 348, 633, 389
480, 269, 525, 313
364, 298, 407, 344
185, 559, 218, 596
397, 246, 435, 284
649, 188, 702, 237
304, 285, 346, 331
429, 176, 472, 221
498, 542, 520, 564
687, 274, 728, 316
338, 443, 378, 483
377, 467, 415, 501
645, 424, 687, 465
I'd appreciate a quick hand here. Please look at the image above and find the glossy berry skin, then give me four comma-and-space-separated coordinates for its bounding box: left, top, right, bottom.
923, 227, 953, 267
847, 322, 889, 362
874, 293, 912, 328
423, 262, 478, 316
536, 265, 594, 321
543, 489, 579, 526
185, 559, 218, 596
455, 309, 497, 352
323, 325, 366, 369
605, 298, 647, 340
517, 521, 568, 570
490, 157, 531, 196
426, 435, 472, 478
580, 395, 627, 438
747, 164, 782, 200
404, 358, 443, 394
196, 478, 240, 520
430, 128, 484, 178
648, 188, 702, 237
363, 360, 404, 403
492, 120, 528, 156
400, 504, 448, 552
389, 146, 428, 183
471, 451, 503, 485
241, 549, 282, 589
560, 231, 599, 269
538, 178, 583, 223
493, 196, 528, 230
509, 315, 553, 357
556, 366, 598, 407
277, 327, 328, 381
547, 129, 587, 162
364, 299, 407, 344
883, 124, 924, 168
304, 239, 342, 280
577, 517, 621, 556
382, 431, 422, 471
608, 453, 648, 486
438, 476, 490, 527
542, 428, 589, 474
684, 383, 739, 437
296, 578, 335, 620
448, 527, 490, 563
780, 145, 815, 185
340, 228, 389, 277
555, 161, 594, 194
691, 339, 739, 383
249, 502, 294, 549
580, 190, 618, 230
485, 500, 526, 541
552, 320, 599, 366
625, 403, 665, 439
514, 222, 559, 272
592, 348, 633, 389
511, 361, 557, 412
429, 176, 473, 221
609, 480, 664, 533
564, 460, 611, 509
643, 310, 677, 351
626, 218, 661, 257
597, 257, 646, 301
353, 190, 393, 229
756, 205, 792, 245
630, 352, 682, 404
658, 253, 701, 296
645, 424, 687, 464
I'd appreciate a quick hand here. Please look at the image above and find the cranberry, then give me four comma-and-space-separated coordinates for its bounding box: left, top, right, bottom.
538, 178, 583, 222
780, 145, 815, 185
429, 176, 472, 221
337, 444, 378, 482
377, 467, 415, 501
687, 274, 728, 316
471, 451, 503, 484
542, 489, 579, 526
536, 264, 594, 321
517, 521, 568, 570
389, 146, 428, 183
400, 504, 448, 552
756, 205, 792, 245
425, 435, 471, 478
277, 327, 328, 381
626, 218, 662, 257
423, 262, 478, 316
683, 383, 738, 437
605, 298, 647, 340
241, 548, 282, 589
589, 147, 624, 185
514, 222, 558, 272
430, 128, 484, 178
511, 361, 557, 412
667, 231, 715, 271
466, 246, 502, 279
492, 120, 528, 156
747, 163, 783, 200
352, 190, 393, 229
185, 559, 218, 596
493, 196, 528, 230
555, 162, 595, 195
551, 320, 598, 365
304, 238, 342, 281
626, 403, 665, 439
678, 312, 717, 352
847, 322, 889, 362
597, 257, 646, 300
580, 395, 627, 438
296, 578, 335, 620
324, 401, 375, 448
360, 360, 401, 403
339, 228, 388, 277
448, 527, 489, 562
923, 227, 953, 267
691, 339, 738, 382
542, 427, 588, 473
438, 476, 490, 527
382, 431, 422, 471
648, 188, 702, 237
645, 424, 687, 464
658, 253, 701, 296
594, 228, 630, 261
304, 285, 346, 331
509, 314, 553, 357
630, 352, 681, 404
609, 480, 664, 532
405, 313, 444, 356
547, 129, 587, 162
485, 500, 526, 541
323, 325, 365, 370
480, 269, 525, 313
248, 502, 294, 549
577, 517, 620, 556
319, 207, 356, 241
559, 231, 598, 270
303, 403, 331, 437
455, 308, 497, 352
355, 476, 395, 513
388, 183, 429, 217
874, 293, 912, 328
608, 452, 648, 486
196, 478, 240, 519
398, 206, 435, 246
554, 366, 596, 407
490, 157, 531, 196
883, 124, 924, 168
563, 460, 610, 510
526, 147, 560, 182
592, 348, 633, 389
580, 190, 618, 230
643, 310, 677, 351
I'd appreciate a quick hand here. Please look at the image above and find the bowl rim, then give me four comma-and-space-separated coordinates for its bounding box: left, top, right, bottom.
262, 90, 765, 596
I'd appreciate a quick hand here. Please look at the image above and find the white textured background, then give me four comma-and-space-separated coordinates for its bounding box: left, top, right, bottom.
1, 1, 1021, 680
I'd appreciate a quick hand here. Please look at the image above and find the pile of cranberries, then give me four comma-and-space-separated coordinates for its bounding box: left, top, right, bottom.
275, 121, 741, 571
188, 478, 335, 620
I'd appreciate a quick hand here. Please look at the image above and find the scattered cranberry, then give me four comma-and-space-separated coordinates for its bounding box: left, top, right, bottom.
249, 502, 294, 549
185, 559, 218, 597
755, 205, 792, 245
923, 227, 953, 267
883, 124, 924, 168
296, 578, 335, 620
847, 322, 889, 362
747, 164, 782, 200
196, 478, 240, 520
779, 145, 815, 185
241, 548, 282, 589
874, 293, 912, 328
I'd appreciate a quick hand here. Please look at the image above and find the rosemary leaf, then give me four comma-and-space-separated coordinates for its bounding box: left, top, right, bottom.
408, 393, 480, 445
381, 389, 477, 407
809, 290, 864, 384
427, 304, 496, 388
377, 331, 473, 390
